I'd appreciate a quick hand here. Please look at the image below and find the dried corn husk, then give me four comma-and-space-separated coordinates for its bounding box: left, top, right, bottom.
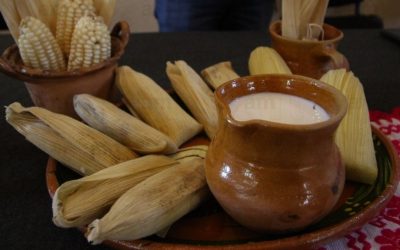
93, 0, 116, 27
166, 60, 218, 139
87, 157, 208, 244
201, 61, 239, 90
281, 0, 328, 40
116, 66, 202, 147
298, 0, 319, 39
5, 102, 136, 176
320, 69, 377, 184
20, 0, 57, 34
281, 0, 301, 39
52, 155, 178, 228
74, 94, 177, 154
249, 47, 292, 75
169, 145, 208, 162
0, 0, 59, 43
308, 0, 329, 39
0, 1, 21, 43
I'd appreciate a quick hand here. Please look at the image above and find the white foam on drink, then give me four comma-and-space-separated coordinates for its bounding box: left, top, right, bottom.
229, 92, 329, 125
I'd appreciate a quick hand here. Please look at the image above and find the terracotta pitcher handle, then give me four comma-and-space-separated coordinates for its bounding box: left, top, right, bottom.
111, 21, 131, 51
0, 45, 20, 79
320, 46, 350, 71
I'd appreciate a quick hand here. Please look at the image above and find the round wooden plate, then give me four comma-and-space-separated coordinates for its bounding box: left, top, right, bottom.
46, 126, 399, 250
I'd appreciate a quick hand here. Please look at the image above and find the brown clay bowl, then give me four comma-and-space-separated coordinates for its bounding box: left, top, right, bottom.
269, 20, 349, 79
46, 126, 399, 250
0, 21, 130, 118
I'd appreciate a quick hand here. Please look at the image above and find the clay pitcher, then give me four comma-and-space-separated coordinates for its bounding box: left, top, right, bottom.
0, 21, 130, 118
205, 74, 347, 233
269, 21, 349, 79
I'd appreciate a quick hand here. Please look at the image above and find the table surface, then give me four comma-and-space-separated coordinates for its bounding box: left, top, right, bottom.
0, 30, 399, 250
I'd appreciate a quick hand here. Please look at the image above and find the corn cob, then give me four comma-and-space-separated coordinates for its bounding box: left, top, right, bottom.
68, 15, 111, 70
5, 102, 137, 176
73, 94, 178, 154
116, 66, 202, 147
18, 17, 66, 71
201, 61, 239, 90
86, 157, 209, 244
52, 155, 178, 228
248, 47, 292, 75
320, 69, 377, 184
56, 0, 96, 57
166, 60, 218, 139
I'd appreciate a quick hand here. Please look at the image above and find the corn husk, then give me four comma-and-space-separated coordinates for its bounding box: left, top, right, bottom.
281, 0, 328, 40
93, 0, 116, 27
0, 0, 59, 43
166, 60, 218, 139
309, 0, 329, 39
281, 0, 301, 39
5, 102, 137, 176
0, 0, 21, 42
201, 61, 239, 90
52, 155, 178, 228
20, 0, 57, 34
86, 157, 208, 244
116, 66, 202, 147
74, 94, 178, 154
249, 47, 292, 75
320, 69, 377, 184
169, 145, 208, 162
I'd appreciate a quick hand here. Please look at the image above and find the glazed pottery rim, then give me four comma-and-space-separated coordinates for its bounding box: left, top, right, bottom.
269, 20, 344, 44
0, 21, 130, 82
215, 74, 348, 132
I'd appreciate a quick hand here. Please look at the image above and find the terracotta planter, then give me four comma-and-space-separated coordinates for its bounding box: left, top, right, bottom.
205, 74, 348, 233
269, 21, 349, 79
0, 21, 130, 118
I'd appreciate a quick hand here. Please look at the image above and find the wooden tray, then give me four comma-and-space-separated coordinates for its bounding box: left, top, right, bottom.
46, 126, 399, 250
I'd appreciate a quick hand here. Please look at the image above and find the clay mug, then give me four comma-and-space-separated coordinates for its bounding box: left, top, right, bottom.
205, 74, 347, 233
0, 21, 130, 118
269, 21, 349, 79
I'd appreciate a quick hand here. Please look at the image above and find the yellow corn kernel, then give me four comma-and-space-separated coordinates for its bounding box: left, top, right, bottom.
56, 0, 96, 57
68, 15, 111, 70
18, 16, 66, 71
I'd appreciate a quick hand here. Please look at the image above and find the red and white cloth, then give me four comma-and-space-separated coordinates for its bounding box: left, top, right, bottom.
322, 108, 400, 250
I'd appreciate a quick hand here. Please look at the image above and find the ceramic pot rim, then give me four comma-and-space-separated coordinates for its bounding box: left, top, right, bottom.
269, 20, 344, 44
215, 74, 348, 132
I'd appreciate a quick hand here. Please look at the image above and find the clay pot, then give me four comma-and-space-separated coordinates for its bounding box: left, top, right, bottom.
205, 74, 347, 233
0, 21, 130, 118
269, 21, 349, 79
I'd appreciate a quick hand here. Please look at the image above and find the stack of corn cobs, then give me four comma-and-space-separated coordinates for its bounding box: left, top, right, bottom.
16, 0, 112, 71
